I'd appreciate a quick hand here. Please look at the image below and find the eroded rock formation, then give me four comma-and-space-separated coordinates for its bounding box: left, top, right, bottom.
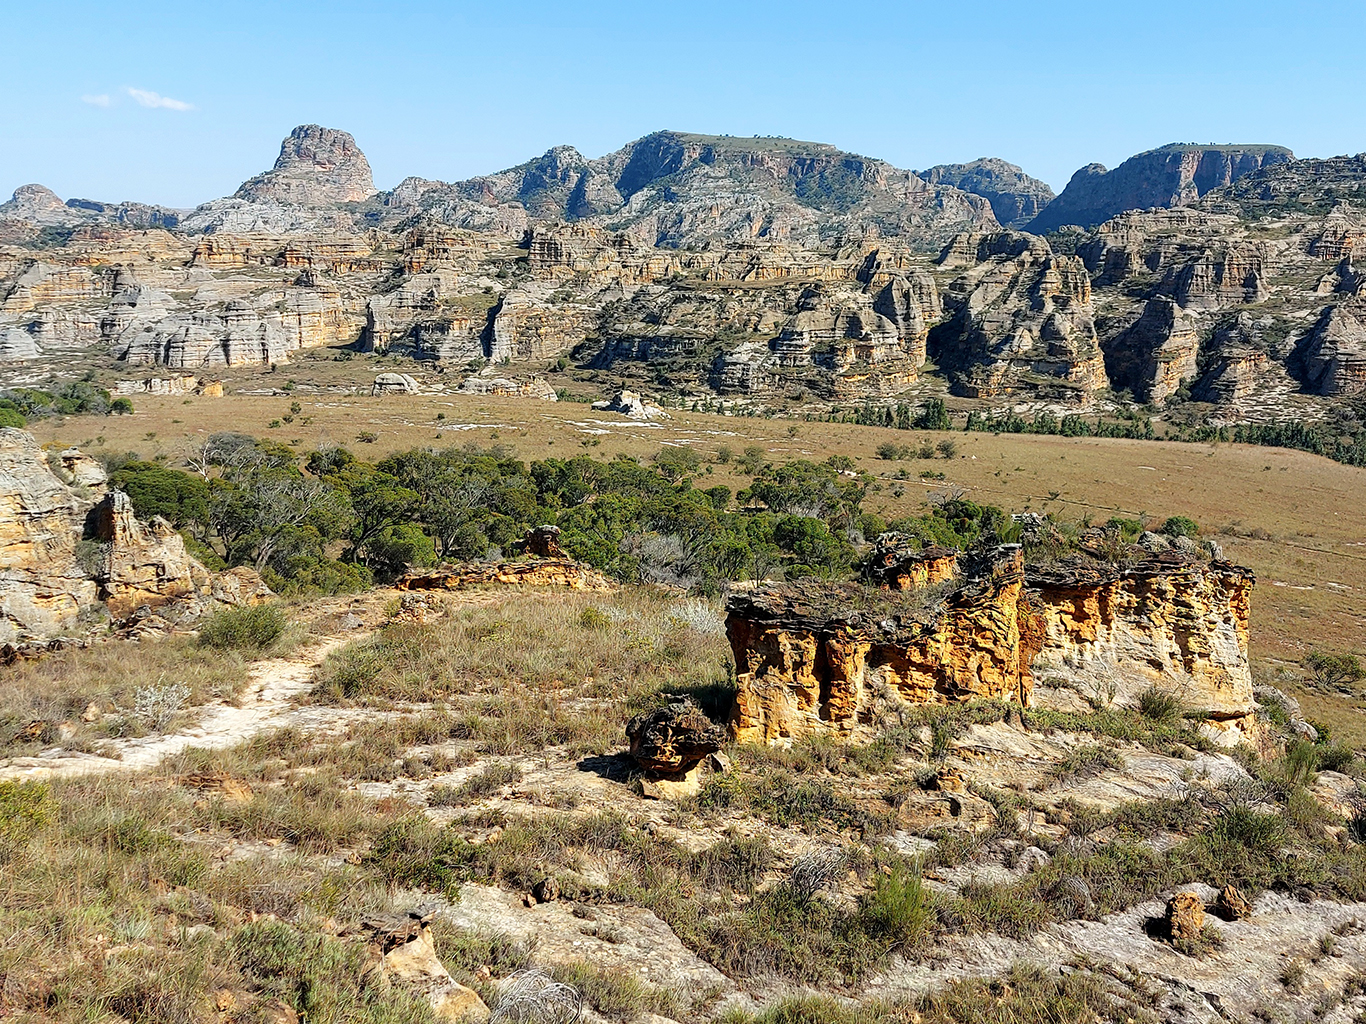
728, 548, 1039, 743
727, 543, 1256, 746
397, 559, 613, 592
0, 428, 271, 640
1029, 144, 1293, 232
1027, 557, 1256, 740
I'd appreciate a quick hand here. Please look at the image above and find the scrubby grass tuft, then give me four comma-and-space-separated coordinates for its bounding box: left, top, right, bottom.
199, 602, 290, 652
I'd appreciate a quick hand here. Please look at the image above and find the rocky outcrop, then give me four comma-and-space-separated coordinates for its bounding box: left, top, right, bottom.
1027, 557, 1255, 739
727, 548, 1038, 743
395, 130, 999, 252
236, 125, 376, 205
363, 912, 489, 1023
182, 126, 375, 234
626, 699, 726, 771
111, 303, 298, 368
0, 429, 271, 640
0, 326, 40, 361
90, 491, 210, 620
396, 559, 613, 592
934, 232, 1108, 400
1029, 144, 1293, 232
726, 544, 1256, 746
918, 158, 1056, 229
1298, 303, 1366, 396
457, 375, 558, 400
372, 372, 420, 395
591, 390, 669, 420
1192, 313, 1273, 403
0, 428, 101, 641
1103, 298, 1200, 402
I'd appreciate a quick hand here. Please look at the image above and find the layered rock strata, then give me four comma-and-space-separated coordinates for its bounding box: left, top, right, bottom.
727, 546, 1256, 745
0, 428, 270, 640
727, 548, 1039, 743
1029, 144, 1294, 232
396, 559, 613, 592
1026, 557, 1256, 739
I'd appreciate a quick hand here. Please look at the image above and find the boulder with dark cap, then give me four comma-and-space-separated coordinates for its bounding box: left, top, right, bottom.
626, 698, 726, 772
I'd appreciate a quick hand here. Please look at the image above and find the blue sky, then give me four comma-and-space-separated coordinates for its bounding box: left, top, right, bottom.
5, 0, 1364, 208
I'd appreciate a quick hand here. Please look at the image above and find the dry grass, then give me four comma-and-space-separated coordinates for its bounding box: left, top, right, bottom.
33, 385, 1366, 700
311, 589, 732, 758
0, 637, 248, 754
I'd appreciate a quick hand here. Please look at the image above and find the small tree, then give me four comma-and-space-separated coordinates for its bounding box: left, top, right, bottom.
1305, 651, 1366, 692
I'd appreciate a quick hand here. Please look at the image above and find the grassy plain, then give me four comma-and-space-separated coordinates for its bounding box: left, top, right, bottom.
26, 354, 1366, 740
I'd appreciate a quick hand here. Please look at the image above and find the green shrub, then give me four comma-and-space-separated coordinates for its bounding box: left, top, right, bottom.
1304, 651, 1365, 691
1160, 515, 1200, 538
857, 863, 931, 948
198, 603, 288, 652
367, 816, 467, 899
1136, 686, 1185, 724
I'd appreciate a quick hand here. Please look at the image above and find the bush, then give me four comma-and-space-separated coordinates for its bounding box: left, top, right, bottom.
1136, 686, 1185, 725
1160, 516, 1200, 538
857, 862, 931, 948
1305, 651, 1365, 691
110, 397, 134, 415
198, 603, 288, 652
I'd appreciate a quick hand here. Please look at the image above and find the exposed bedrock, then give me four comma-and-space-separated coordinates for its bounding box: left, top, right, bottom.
726, 544, 1256, 747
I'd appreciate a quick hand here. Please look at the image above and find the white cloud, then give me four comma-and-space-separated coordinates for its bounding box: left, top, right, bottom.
81, 94, 112, 107
126, 87, 194, 112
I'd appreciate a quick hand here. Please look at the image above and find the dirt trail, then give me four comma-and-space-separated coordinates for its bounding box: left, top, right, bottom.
0, 634, 356, 782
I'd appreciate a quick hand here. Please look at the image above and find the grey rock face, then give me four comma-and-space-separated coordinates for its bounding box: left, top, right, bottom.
933, 231, 1108, 399
1029, 144, 1294, 232
236, 124, 376, 205
1299, 302, 1366, 397
0, 325, 40, 361
382, 130, 999, 251
182, 125, 376, 234
918, 158, 1056, 229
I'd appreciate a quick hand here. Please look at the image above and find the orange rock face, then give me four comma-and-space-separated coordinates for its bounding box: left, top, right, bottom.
728, 549, 1035, 743
397, 559, 613, 592
1028, 558, 1256, 732
727, 548, 1256, 746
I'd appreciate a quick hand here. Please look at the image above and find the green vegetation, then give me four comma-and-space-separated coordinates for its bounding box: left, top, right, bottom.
198, 603, 290, 653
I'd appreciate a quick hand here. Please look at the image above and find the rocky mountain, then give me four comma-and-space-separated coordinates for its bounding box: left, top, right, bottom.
4, 125, 1366, 428
381, 130, 1001, 250
1028, 143, 1294, 232
0, 183, 182, 239
181, 125, 376, 234
917, 157, 1055, 229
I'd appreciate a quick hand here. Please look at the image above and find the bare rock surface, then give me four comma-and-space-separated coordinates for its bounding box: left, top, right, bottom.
1029, 143, 1294, 232
436, 884, 732, 995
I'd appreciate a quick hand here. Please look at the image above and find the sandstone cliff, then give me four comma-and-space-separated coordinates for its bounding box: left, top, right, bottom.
933, 231, 1107, 400
0, 429, 270, 641
726, 544, 1256, 746
1027, 557, 1256, 739
918, 158, 1056, 229
1029, 144, 1293, 232
728, 548, 1039, 743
